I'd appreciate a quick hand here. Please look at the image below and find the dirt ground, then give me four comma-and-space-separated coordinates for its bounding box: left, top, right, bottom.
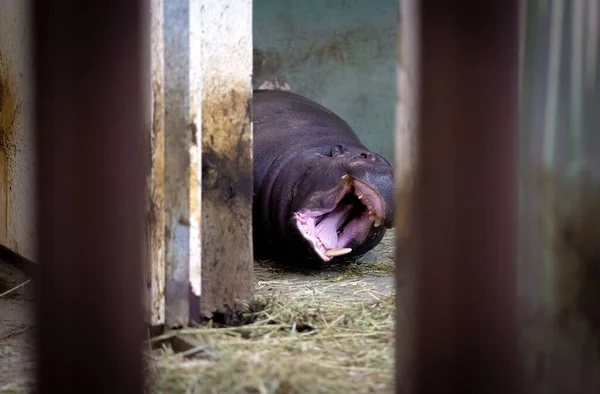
0, 231, 396, 393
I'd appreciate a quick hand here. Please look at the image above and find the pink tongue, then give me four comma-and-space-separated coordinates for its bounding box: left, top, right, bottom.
315, 204, 351, 249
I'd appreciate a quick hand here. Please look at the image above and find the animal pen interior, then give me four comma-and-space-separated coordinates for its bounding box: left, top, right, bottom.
1, 0, 600, 393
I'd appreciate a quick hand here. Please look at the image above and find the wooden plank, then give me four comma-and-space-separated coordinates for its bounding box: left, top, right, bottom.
0, 0, 37, 263
32, 0, 146, 391
161, 0, 203, 327
200, 0, 254, 316
145, 0, 167, 326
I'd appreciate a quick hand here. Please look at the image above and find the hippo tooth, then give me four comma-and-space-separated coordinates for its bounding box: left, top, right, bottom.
325, 247, 353, 257
342, 174, 354, 186
357, 194, 363, 200
370, 214, 382, 227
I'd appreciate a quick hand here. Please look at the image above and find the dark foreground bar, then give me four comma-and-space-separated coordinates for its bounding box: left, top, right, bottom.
32, 1, 147, 393
402, 1, 520, 393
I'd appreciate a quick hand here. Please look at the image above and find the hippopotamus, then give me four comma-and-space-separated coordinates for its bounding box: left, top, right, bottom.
252, 84, 395, 267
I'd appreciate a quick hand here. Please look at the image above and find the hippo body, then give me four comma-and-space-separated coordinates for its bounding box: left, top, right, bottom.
251, 89, 395, 266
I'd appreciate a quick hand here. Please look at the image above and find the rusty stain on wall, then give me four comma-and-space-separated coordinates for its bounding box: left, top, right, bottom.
202, 89, 252, 202
0, 51, 21, 242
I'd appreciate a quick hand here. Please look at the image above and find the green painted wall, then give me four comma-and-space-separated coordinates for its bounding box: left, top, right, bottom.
253, 0, 398, 163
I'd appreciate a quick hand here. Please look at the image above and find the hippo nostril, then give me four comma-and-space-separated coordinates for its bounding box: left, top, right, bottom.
359, 152, 376, 161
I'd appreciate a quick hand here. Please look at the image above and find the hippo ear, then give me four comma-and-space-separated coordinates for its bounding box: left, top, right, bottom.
331, 144, 348, 157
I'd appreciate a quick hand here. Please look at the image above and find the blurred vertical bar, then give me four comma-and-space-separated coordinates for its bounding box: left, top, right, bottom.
409, 1, 519, 393
518, 1, 600, 393
395, 0, 419, 392
32, 0, 147, 393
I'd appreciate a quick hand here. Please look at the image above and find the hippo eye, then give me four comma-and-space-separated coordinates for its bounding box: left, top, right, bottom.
331, 144, 347, 157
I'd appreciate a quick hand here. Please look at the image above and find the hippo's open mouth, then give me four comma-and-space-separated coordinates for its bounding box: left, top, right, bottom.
293, 175, 385, 262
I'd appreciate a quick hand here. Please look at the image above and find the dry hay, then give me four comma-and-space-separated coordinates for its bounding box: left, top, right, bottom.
253, 230, 395, 282
0, 233, 396, 394
147, 260, 396, 394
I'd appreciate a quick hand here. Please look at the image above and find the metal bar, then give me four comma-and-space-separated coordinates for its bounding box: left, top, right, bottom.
32, 0, 147, 392
395, 0, 419, 391
406, 1, 520, 393
162, 0, 204, 327
395, 0, 419, 244
199, 0, 254, 317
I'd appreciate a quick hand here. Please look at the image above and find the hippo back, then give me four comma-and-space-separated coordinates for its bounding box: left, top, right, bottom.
251, 89, 363, 189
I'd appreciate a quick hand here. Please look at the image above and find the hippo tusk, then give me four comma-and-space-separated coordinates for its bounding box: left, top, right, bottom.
325, 247, 353, 257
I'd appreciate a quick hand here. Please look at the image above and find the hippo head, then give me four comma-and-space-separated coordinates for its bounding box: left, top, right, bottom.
289, 143, 395, 263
